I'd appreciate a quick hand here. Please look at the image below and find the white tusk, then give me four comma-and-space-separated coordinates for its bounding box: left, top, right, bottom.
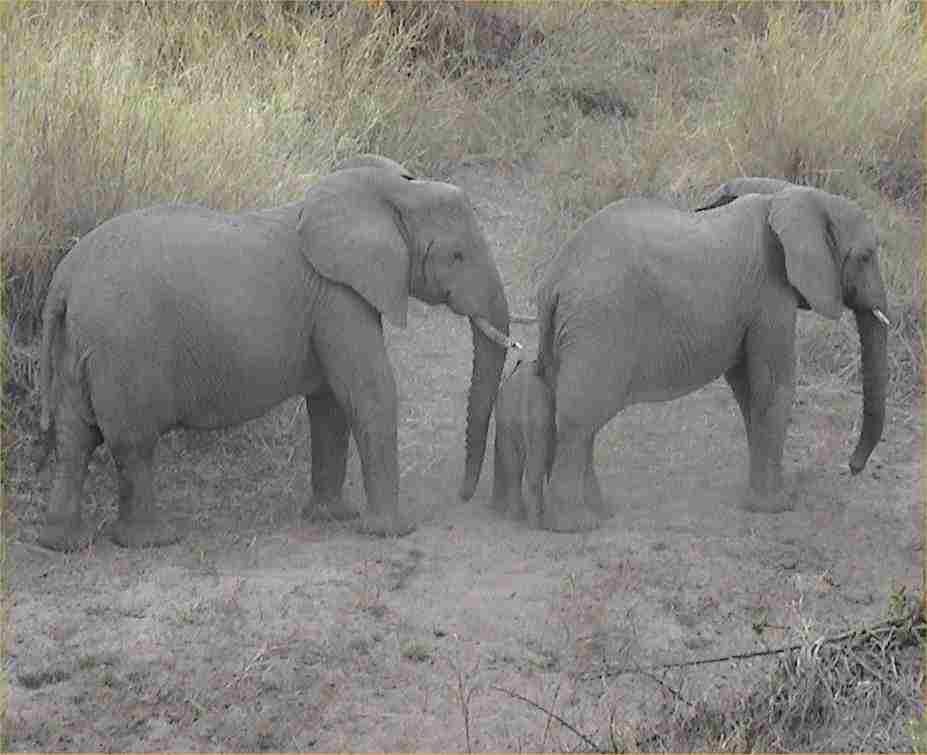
510, 314, 538, 325
473, 317, 523, 350
872, 308, 890, 327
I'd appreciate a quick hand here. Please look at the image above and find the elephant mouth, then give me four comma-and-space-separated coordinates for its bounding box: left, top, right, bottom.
472, 316, 523, 351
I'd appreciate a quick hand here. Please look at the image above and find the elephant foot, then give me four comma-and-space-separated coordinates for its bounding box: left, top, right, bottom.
109, 517, 181, 549
37, 515, 96, 552
355, 512, 416, 538
542, 503, 602, 533
740, 488, 793, 514
302, 496, 360, 523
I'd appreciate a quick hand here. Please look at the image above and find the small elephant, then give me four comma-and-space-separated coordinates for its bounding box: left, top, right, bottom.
38, 157, 517, 550
535, 179, 890, 532
491, 357, 554, 526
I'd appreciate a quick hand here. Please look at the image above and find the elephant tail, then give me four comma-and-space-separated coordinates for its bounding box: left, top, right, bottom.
536, 288, 558, 387
37, 284, 68, 469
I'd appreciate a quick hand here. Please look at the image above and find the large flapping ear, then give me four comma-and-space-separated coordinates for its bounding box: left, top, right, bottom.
695, 177, 794, 211
298, 169, 411, 327
768, 187, 843, 320
333, 154, 414, 180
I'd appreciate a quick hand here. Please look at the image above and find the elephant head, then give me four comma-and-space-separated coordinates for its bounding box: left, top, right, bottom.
700, 179, 891, 475
297, 166, 515, 500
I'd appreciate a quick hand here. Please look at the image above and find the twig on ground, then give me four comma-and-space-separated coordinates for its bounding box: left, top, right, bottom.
583, 614, 925, 680
491, 684, 600, 752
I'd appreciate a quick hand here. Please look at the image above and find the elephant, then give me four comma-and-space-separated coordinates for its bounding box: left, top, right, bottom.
533, 179, 890, 532
491, 357, 554, 526
37, 157, 517, 550
333, 153, 415, 178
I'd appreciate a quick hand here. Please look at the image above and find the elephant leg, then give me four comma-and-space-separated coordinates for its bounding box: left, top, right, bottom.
545, 420, 602, 532
37, 400, 102, 551
543, 353, 619, 532
740, 320, 796, 513
491, 424, 525, 519
724, 360, 752, 441
582, 435, 609, 519
312, 303, 413, 537
523, 427, 551, 528
109, 440, 180, 548
304, 391, 358, 522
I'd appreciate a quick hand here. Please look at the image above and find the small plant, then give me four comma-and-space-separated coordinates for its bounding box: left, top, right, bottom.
400, 638, 433, 662
908, 712, 927, 754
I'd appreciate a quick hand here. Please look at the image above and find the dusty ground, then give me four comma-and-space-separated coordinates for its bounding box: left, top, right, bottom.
4, 162, 923, 751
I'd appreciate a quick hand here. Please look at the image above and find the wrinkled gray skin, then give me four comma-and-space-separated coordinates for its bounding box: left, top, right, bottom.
536, 179, 889, 532
491, 358, 554, 526
38, 157, 511, 550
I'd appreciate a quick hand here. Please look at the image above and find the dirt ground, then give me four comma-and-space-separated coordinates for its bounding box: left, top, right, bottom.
4, 162, 923, 751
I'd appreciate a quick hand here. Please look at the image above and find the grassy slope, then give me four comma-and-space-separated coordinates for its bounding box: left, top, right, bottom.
2, 0, 922, 394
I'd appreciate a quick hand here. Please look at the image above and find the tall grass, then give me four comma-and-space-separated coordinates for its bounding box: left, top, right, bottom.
2, 1, 922, 395
704, 0, 924, 396
2, 1, 462, 337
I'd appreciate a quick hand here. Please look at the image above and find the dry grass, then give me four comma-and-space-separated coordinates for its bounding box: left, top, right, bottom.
633, 589, 925, 752
3, 2, 922, 394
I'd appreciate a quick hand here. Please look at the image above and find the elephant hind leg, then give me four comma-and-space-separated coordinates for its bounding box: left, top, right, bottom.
37, 399, 102, 551
582, 435, 609, 519
543, 360, 621, 532
109, 439, 180, 548
491, 423, 524, 518
304, 390, 357, 522
545, 419, 603, 532
522, 423, 552, 527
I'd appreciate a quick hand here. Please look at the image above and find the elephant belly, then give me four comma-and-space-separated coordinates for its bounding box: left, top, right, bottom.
174, 346, 325, 431
625, 328, 740, 405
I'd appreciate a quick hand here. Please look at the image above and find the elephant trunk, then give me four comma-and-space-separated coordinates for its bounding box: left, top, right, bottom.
848, 309, 888, 474
460, 290, 511, 501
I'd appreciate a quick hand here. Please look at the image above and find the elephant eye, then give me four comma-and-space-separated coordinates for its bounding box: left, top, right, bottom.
453, 250, 464, 263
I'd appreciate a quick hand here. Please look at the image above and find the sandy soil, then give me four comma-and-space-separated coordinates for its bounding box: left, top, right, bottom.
4, 162, 922, 751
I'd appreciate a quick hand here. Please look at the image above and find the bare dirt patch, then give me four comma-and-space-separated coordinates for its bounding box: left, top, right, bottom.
4, 162, 922, 751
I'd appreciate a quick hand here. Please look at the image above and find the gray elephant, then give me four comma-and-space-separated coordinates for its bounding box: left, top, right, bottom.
491, 357, 554, 526
38, 157, 516, 550
534, 179, 890, 532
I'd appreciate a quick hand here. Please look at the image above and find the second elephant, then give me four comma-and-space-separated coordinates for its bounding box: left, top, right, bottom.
534, 180, 890, 532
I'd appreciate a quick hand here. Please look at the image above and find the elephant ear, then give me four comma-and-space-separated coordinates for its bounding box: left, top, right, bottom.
768, 187, 843, 320
298, 169, 411, 327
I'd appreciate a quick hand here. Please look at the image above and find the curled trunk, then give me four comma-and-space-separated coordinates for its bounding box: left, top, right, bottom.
459, 292, 510, 500
848, 309, 888, 474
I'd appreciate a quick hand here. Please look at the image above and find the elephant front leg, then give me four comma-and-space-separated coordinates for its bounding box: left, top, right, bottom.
109, 440, 180, 548
350, 404, 414, 537
312, 301, 414, 537
37, 401, 102, 551
304, 391, 358, 522
740, 322, 796, 513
